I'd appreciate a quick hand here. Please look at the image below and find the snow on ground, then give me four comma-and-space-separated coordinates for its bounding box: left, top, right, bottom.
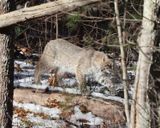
13, 101, 103, 127
91, 92, 124, 103
13, 59, 135, 127
13, 60, 108, 127
70, 106, 103, 126
13, 101, 61, 118
14, 60, 125, 102
13, 111, 65, 128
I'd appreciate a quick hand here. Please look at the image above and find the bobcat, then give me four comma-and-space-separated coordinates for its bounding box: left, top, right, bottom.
34, 39, 112, 94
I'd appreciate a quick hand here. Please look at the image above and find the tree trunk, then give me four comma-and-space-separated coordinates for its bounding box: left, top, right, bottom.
0, 0, 15, 127
114, 0, 130, 126
150, 51, 160, 128
130, 0, 160, 128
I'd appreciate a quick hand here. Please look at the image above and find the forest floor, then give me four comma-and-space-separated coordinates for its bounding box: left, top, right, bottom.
12, 59, 128, 128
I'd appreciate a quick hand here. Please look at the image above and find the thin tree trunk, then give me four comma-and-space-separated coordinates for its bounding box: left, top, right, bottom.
0, 1, 15, 127
56, 14, 59, 39
114, 0, 130, 126
130, 0, 160, 128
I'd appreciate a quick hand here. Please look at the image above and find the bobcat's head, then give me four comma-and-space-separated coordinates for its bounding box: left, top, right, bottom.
92, 51, 112, 73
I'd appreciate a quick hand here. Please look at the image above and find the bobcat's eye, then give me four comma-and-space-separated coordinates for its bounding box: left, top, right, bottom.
102, 57, 106, 62
105, 62, 113, 69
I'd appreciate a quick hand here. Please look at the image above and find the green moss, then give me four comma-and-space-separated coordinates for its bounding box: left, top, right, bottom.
66, 12, 81, 31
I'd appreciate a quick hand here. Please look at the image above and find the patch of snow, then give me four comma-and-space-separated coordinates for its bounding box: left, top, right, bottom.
13, 101, 61, 118
50, 87, 81, 94
61, 78, 77, 87
70, 106, 103, 126
14, 76, 49, 90
27, 114, 65, 128
12, 115, 23, 128
127, 70, 135, 75
14, 70, 34, 76
91, 92, 124, 103
15, 60, 33, 68
13, 113, 65, 128
64, 88, 81, 94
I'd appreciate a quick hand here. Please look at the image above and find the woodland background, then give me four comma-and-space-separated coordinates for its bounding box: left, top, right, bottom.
0, 0, 160, 128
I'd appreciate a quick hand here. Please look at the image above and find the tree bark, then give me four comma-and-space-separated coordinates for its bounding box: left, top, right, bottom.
150, 51, 160, 128
130, 0, 160, 128
0, 0, 14, 127
0, 0, 100, 28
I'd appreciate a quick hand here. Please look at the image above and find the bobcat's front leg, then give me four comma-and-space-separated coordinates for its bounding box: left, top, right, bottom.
52, 68, 62, 86
76, 68, 88, 95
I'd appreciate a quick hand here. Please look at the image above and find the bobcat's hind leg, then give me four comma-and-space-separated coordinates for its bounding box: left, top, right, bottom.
34, 60, 49, 84
34, 49, 56, 85
34, 61, 43, 84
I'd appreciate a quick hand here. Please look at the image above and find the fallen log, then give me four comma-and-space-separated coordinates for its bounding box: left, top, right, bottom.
0, 0, 100, 28
13, 88, 126, 125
